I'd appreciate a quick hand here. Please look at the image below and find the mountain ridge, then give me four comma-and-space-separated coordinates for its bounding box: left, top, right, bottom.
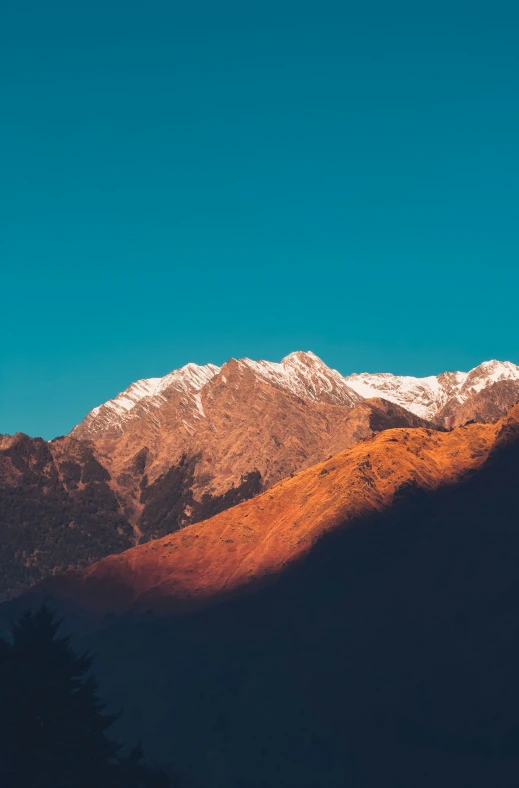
9, 401, 519, 787
5, 378, 519, 786
36, 403, 519, 616
0, 389, 429, 601
71, 352, 519, 440
2, 350, 519, 603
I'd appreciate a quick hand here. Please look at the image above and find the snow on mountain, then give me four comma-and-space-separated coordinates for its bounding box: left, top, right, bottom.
71, 353, 519, 440
344, 360, 519, 421
241, 351, 362, 407
460, 360, 519, 395
72, 352, 364, 440
343, 371, 459, 420
72, 362, 220, 439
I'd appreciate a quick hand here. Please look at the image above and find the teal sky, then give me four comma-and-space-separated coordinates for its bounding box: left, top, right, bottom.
1, 1, 518, 439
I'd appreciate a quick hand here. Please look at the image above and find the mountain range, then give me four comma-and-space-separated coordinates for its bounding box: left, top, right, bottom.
8, 398, 519, 787
39, 400, 513, 616
1, 351, 519, 601
3, 352, 519, 785
73, 352, 519, 438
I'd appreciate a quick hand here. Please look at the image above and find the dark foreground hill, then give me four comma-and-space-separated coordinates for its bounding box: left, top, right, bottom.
5, 406, 519, 787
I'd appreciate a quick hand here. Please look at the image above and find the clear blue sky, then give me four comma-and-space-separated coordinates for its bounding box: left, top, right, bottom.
1, 1, 518, 439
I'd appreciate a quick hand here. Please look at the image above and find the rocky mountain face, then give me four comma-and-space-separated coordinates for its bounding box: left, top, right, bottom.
435, 377, 519, 428
0, 353, 429, 600
345, 359, 519, 426
71, 351, 361, 442
68, 352, 519, 515
38, 404, 512, 616
0, 433, 133, 600
71, 361, 221, 442
68, 351, 430, 528
72, 353, 519, 448
2, 351, 518, 601
12, 404, 519, 788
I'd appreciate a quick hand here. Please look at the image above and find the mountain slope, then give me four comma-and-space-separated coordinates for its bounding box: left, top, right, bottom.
71, 352, 519, 449
67, 353, 430, 531
0, 376, 428, 601
0, 433, 133, 600
71, 351, 362, 442
39, 404, 510, 614
436, 377, 519, 428
67, 352, 519, 514
345, 359, 519, 425
71, 361, 221, 441
14, 403, 519, 788
3, 350, 518, 602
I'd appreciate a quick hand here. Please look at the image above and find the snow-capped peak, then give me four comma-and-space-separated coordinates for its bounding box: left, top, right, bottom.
240, 351, 362, 407
461, 360, 519, 394
343, 372, 444, 420
88, 363, 219, 417
72, 362, 220, 438
344, 360, 519, 421
71, 352, 519, 440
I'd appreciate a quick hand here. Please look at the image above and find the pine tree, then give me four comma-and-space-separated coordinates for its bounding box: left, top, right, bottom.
0, 605, 170, 788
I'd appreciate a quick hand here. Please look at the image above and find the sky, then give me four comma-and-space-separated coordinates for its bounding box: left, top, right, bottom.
1, 1, 518, 439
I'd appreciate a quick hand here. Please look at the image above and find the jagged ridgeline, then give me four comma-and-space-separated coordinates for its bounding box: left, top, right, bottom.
2, 351, 519, 601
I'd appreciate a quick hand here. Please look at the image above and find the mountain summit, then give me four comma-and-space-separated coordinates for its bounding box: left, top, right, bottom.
0, 352, 428, 600
73, 352, 519, 440
71, 351, 362, 441
66, 351, 429, 540
345, 358, 519, 426
2, 351, 519, 601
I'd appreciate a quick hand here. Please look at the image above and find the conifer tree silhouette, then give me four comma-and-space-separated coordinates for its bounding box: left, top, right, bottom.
0, 605, 170, 788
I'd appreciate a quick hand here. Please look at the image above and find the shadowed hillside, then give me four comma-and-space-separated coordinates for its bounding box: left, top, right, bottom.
36, 412, 498, 614
7, 406, 519, 786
